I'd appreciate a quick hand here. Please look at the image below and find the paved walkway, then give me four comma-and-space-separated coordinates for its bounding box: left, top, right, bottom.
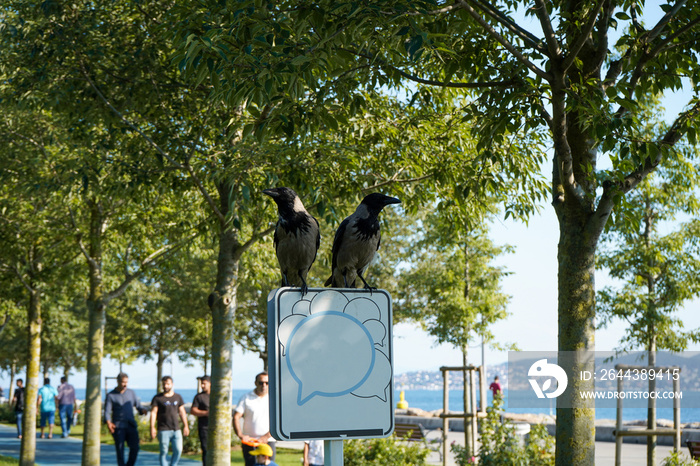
428, 430, 688, 465
0, 424, 200, 465
1, 423, 693, 465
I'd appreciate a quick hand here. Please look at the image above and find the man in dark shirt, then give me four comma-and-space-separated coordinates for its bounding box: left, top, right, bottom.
12, 379, 24, 439
191, 376, 211, 466
105, 373, 149, 466
151, 376, 190, 466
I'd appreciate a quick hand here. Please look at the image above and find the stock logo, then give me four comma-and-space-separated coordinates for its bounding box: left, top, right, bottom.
528, 359, 568, 399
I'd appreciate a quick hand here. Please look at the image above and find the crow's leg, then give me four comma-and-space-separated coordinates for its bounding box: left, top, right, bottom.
298, 270, 309, 296
357, 271, 376, 294
281, 272, 289, 287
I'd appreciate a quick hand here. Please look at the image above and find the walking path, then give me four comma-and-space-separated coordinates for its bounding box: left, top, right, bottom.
430, 430, 686, 465
0, 423, 692, 465
0, 424, 200, 465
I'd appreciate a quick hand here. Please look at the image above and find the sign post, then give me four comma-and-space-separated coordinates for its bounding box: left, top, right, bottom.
324, 440, 343, 466
268, 288, 394, 464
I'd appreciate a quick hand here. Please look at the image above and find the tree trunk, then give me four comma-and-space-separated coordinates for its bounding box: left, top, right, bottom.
207, 225, 240, 466
462, 345, 471, 457
82, 201, 106, 466
647, 333, 657, 466
9, 362, 16, 406
157, 344, 165, 392
20, 288, 41, 466
82, 298, 106, 465
554, 207, 598, 466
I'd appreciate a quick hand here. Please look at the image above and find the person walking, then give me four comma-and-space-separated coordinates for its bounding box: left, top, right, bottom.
234, 372, 275, 466
489, 376, 502, 397
12, 379, 24, 439
190, 376, 210, 466
151, 376, 190, 466
105, 373, 149, 466
57, 376, 77, 437
303, 440, 324, 466
37, 378, 58, 439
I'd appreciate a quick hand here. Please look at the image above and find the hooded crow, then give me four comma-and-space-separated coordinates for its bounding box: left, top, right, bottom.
263, 187, 320, 295
324, 193, 401, 289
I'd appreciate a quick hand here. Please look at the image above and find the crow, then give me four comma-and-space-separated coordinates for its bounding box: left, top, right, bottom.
263, 187, 320, 295
324, 193, 401, 289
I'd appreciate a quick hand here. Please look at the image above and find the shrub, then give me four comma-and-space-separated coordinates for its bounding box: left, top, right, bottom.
137, 413, 151, 443
183, 415, 201, 454
0, 403, 16, 424
662, 452, 700, 466
344, 436, 429, 465
454, 394, 554, 466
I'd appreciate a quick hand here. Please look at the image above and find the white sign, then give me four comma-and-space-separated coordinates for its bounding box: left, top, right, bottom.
268, 288, 394, 441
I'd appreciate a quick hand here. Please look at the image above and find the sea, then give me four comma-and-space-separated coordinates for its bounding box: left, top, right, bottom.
72, 388, 700, 424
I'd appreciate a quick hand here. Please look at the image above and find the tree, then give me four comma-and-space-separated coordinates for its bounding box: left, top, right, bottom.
397, 210, 512, 456
0, 104, 79, 465
597, 140, 700, 464
177, 2, 700, 463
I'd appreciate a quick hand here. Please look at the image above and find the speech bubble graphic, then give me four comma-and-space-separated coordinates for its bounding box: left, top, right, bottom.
278, 291, 304, 320
278, 314, 306, 356
287, 311, 375, 405
309, 290, 348, 315
343, 298, 381, 323
362, 319, 387, 348
291, 299, 311, 316
351, 349, 391, 401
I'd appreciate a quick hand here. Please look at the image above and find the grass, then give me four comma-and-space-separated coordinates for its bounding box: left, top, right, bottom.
0, 456, 18, 465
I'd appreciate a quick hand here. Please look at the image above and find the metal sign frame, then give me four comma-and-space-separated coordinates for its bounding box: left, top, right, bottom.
268, 287, 394, 442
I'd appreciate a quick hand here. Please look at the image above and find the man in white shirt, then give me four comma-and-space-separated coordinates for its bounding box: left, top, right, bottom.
233, 372, 275, 466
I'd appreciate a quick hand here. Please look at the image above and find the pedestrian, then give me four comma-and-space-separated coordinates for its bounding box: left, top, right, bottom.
234, 372, 275, 466
57, 376, 77, 437
190, 375, 211, 466
37, 377, 58, 439
489, 375, 502, 397
105, 372, 149, 466
12, 379, 24, 439
303, 440, 324, 466
249, 443, 279, 466
151, 376, 190, 466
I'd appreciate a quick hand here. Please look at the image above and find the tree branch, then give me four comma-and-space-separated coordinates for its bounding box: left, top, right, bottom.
9, 262, 34, 293
103, 231, 201, 303
79, 62, 227, 224
608, 1, 690, 96
341, 48, 518, 89
362, 173, 435, 192
79, 64, 184, 170
233, 225, 276, 263
68, 207, 99, 270
0, 309, 9, 335
456, 0, 551, 81
471, 0, 548, 54
561, 0, 606, 72
597, 99, 700, 217
0, 128, 48, 156
532, 0, 561, 59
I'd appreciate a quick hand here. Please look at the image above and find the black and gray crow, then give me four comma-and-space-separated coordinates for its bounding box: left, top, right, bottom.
324, 193, 401, 289
263, 187, 320, 295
